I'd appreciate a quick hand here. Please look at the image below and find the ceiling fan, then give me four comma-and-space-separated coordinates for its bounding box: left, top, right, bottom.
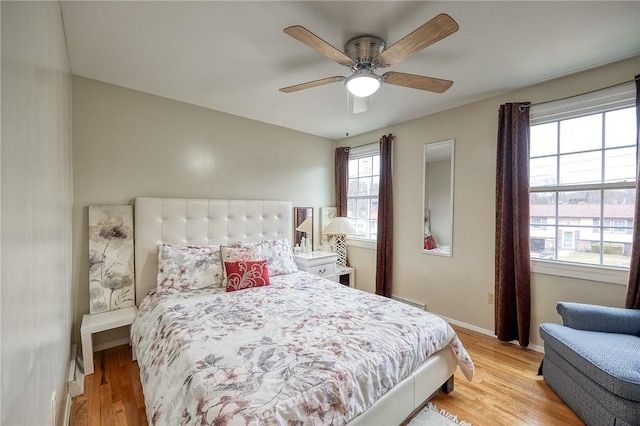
279, 14, 459, 99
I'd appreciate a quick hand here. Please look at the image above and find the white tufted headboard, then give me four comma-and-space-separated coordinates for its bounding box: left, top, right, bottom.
134, 197, 293, 304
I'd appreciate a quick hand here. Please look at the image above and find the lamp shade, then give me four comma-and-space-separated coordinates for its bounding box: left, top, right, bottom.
322, 217, 357, 236
345, 72, 381, 98
295, 217, 313, 234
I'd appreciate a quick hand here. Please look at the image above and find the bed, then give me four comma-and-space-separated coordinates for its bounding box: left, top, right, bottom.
131, 197, 474, 425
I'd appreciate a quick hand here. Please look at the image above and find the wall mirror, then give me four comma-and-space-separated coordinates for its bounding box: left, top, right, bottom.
293, 207, 313, 249
422, 140, 454, 256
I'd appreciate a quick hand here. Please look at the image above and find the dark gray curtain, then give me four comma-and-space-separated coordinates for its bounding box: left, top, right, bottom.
335, 147, 350, 217
625, 74, 640, 309
375, 134, 394, 297
495, 103, 531, 347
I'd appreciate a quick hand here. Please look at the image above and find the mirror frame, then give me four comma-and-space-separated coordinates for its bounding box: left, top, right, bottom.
421, 139, 455, 256
293, 207, 313, 249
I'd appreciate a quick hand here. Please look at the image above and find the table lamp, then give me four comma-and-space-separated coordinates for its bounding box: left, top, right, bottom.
322, 217, 357, 267
295, 217, 313, 252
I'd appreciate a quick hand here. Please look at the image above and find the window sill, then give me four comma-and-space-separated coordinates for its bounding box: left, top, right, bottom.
346, 238, 376, 250
530, 260, 628, 285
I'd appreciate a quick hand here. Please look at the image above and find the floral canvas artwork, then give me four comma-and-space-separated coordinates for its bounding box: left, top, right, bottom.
88, 205, 135, 314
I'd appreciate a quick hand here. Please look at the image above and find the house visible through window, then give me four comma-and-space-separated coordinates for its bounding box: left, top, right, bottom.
347, 143, 380, 241
529, 83, 637, 269
531, 217, 546, 229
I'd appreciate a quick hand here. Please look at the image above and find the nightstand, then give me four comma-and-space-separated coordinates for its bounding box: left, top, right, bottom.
81, 306, 137, 375
294, 251, 337, 280
335, 266, 355, 288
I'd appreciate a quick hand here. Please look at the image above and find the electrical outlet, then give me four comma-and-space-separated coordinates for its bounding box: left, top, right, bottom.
51, 391, 56, 426
488, 291, 495, 304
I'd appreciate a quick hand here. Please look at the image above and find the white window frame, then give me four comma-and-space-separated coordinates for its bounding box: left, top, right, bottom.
529, 82, 637, 285
346, 143, 380, 249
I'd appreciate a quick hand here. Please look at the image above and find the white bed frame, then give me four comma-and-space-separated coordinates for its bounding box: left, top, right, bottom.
133, 197, 457, 425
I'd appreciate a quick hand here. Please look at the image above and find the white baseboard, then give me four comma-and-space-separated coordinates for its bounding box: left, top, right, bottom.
62, 392, 72, 426
527, 342, 544, 353
438, 314, 544, 353
94, 337, 130, 352
63, 344, 78, 426
68, 344, 84, 397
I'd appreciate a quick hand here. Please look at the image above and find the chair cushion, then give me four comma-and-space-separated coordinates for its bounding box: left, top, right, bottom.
540, 323, 640, 402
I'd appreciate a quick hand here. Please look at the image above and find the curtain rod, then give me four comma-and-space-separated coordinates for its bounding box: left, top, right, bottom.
519, 75, 638, 111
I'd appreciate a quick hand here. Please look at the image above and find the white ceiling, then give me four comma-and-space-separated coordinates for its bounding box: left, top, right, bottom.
60, 1, 640, 140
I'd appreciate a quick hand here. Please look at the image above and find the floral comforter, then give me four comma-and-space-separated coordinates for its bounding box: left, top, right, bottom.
132, 271, 474, 426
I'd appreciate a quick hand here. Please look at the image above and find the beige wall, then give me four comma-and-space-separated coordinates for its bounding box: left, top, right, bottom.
1, 2, 73, 424
71, 77, 335, 345
341, 56, 640, 348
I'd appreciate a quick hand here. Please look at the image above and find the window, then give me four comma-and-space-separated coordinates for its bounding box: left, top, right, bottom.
347, 143, 380, 241
529, 83, 637, 270
531, 217, 547, 229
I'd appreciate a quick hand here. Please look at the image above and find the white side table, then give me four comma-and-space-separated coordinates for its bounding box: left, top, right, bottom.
335, 266, 355, 288
294, 251, 338, 280
81, 306, 137, 375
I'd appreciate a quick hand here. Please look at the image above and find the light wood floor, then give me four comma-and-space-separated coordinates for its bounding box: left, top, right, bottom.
430, 326, 583, 426
70, 325, 584, 426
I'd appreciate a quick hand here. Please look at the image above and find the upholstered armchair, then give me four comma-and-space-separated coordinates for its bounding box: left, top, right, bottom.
539, 302, 640, 426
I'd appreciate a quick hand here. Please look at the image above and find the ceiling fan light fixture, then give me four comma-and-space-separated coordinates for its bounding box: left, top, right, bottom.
281, 15, 459, 97
345, 72, 381, 97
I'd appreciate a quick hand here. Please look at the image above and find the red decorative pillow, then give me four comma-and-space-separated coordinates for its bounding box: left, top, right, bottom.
424, 235, 437, 250
224, 260, 270, 292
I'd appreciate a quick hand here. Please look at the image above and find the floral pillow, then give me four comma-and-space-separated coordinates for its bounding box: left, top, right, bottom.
220, 244, 264, 284
157, 244, 223, 292
224, 260, 270, 292
259, 238, 298, 276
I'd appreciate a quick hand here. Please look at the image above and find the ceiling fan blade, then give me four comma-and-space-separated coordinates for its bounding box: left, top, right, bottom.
279, 76, 345, 93
375, 14, 459, 67
284, 26, 354, 66
382, 71, 453, 93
